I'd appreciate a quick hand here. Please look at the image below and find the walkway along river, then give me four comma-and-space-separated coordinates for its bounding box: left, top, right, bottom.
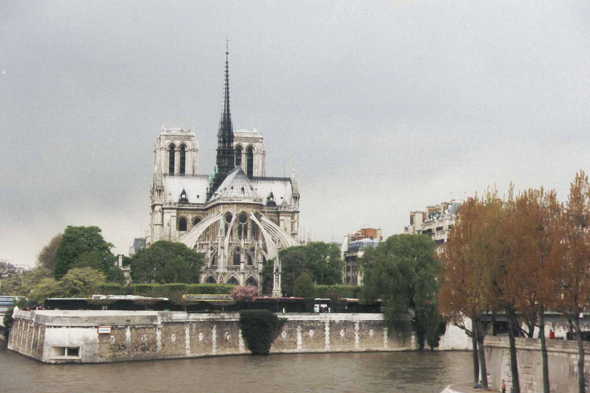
0, 341, 474, 393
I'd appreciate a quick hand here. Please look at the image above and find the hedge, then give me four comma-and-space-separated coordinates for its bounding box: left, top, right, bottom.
239, 310, 286, 355
314, 285, 362, 299
94, 283, 236, 298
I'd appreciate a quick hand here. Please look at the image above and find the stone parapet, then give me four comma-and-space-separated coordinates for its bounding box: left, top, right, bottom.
484, 335, 590, 393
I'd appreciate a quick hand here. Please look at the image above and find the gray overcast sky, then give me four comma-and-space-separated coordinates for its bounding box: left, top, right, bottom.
1, 1, 590, 267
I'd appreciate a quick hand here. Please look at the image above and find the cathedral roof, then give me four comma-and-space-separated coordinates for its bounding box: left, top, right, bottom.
250, 177, 294, 207
209, 167, 261, 202
163, 175, 209, 204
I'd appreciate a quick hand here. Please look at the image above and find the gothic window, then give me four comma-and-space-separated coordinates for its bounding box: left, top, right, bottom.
179, 144, 186, 174
225, 213, 233, 235
235, 146, 242, 167
248, 248, 255, 266
169, 144, 176, 174
193, 217, 201, 226
233, 248, 241, 265
206, 276, 217, 284
238, 212, 248, 240
251, 222, 258, 240
178, 217, 188, 232
246, 146, 254, 178
228, 276, 239, 285
246, 276, 258, 287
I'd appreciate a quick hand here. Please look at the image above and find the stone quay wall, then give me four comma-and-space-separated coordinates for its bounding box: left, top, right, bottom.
485, 335, 590, 393
8, 310, 470, 363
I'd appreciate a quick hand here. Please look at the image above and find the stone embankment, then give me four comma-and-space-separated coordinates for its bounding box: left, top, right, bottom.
8, 310, 471, 363
485, 335, 590, 393
441, 382, 500, 393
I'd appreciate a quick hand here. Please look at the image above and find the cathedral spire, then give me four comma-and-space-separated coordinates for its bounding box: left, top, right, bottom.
209, 42, 236, 200
222, 39, 231, 127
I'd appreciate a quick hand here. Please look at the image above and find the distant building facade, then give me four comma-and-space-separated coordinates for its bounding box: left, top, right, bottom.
128, 238, 146, 257
340, 228, 383, 286
404, 200, 463, 253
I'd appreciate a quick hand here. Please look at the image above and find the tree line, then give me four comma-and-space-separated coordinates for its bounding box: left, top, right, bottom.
439, 171, 590, 393
2, 226, 206, 303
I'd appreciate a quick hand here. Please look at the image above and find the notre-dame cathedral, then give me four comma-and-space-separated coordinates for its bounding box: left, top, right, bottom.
148, 47, 300, 292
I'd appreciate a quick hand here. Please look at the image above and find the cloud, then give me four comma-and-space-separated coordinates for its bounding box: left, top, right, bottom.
1, 1, 590, 266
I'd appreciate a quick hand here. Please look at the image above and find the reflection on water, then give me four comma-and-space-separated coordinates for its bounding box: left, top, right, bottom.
0, 342, 472, 393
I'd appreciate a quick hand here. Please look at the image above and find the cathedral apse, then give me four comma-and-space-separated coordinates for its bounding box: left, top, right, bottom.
148, 47, 300, 293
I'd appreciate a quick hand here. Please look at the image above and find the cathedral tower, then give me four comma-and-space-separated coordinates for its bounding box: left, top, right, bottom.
209, 45, 235, 198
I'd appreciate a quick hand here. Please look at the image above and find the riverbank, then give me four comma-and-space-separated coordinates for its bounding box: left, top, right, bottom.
8, 310, 472, 363
442, 382, 500, 393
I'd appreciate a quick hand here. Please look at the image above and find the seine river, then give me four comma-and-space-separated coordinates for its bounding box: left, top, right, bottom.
0, 342, 473, 393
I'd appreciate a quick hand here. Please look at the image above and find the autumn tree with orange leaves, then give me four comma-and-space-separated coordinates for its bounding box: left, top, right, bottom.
557, 171, 590, 393
439, 196, 492, 389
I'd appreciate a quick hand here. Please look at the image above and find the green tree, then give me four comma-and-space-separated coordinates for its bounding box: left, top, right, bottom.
361, 234, 441, 351
54, 226, 115, 279
300, 242, 344, 285
279, 242, 344, 296
261, 258, 275, 295
131, 241, 204, 284
36, 234, 62, 271
1, 268, 52, 297
106, 266, 126, 285
72, 250, 106, 271
58, 268, 106, 297
30, 277, 60, 303
279, 249, 306, 296
293, 272, 315, 298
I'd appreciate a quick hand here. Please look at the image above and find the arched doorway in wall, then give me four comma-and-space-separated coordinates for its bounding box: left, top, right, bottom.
246, 146, 254, 178
228, 276, 239, 286
169, 144, 176, 174
245, 276, 258, 288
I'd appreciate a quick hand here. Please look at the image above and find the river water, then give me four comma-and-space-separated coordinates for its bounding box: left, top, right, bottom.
0, 342, 473, 393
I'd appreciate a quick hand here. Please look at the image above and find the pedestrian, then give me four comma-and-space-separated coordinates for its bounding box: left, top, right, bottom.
502, 379, 506, 393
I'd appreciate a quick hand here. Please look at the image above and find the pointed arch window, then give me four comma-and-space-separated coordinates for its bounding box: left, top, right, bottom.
246, 147, 254, 178
180, 145, 186, 174
233, 248, 241, 265
246, 276, 258, 287
238, 213, 248, 240
169, 144, 176, 174
235, 146, 242, 167
178, 217, 188, 232
193, 217, 201, 226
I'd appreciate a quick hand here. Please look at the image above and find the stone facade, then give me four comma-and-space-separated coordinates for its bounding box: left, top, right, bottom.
404, 200, 463, 254
8, 310, 471, 364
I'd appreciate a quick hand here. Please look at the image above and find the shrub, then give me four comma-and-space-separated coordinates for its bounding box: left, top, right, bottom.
315, 285, 362, 299
239, 310, 286, 355
96, 283, 126, 295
